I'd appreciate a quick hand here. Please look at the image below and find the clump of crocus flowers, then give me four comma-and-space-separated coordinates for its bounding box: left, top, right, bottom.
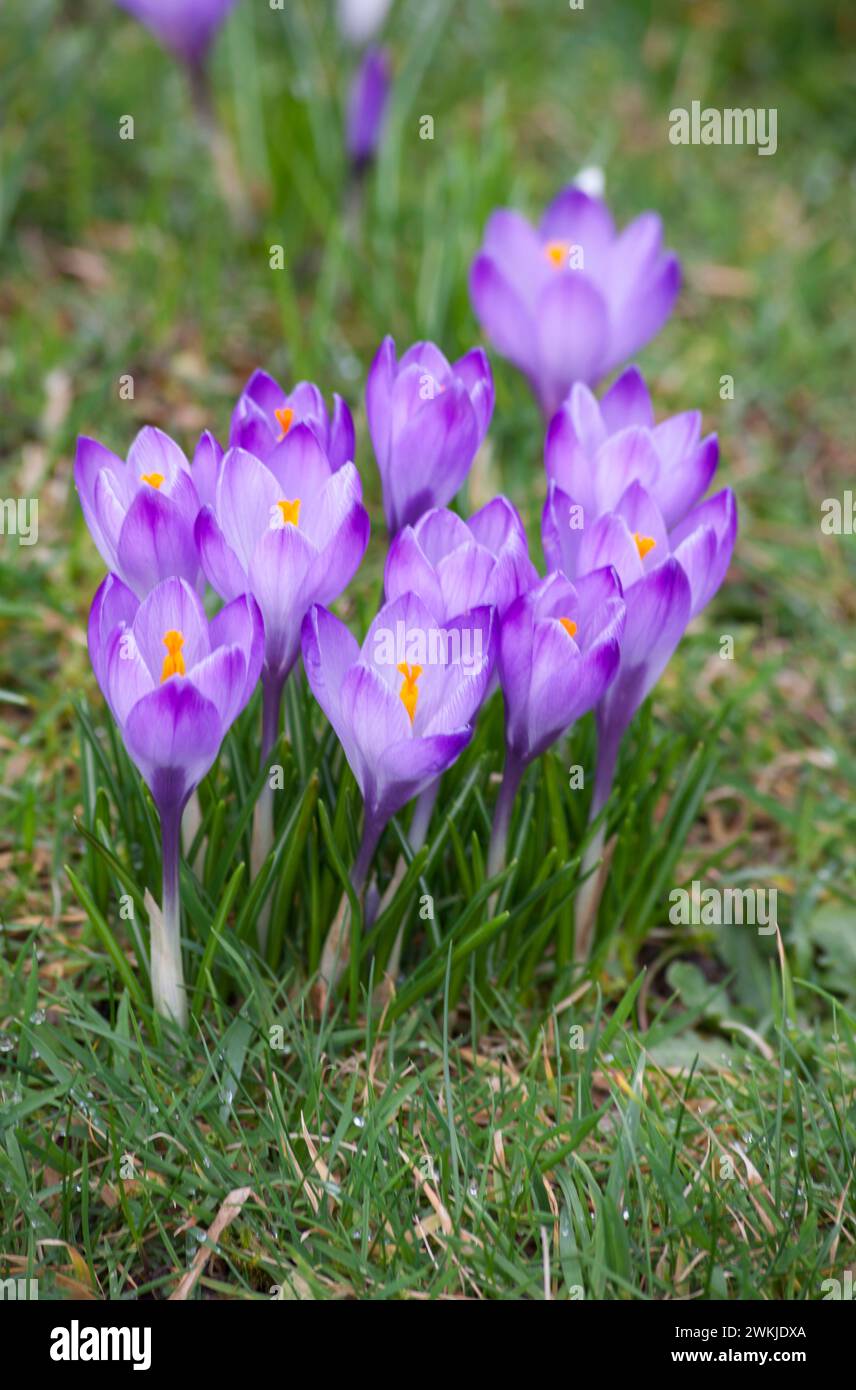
76, 181, 736, 1024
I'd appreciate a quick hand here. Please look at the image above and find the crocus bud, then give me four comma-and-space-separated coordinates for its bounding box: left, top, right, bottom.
346, 47, 391, 171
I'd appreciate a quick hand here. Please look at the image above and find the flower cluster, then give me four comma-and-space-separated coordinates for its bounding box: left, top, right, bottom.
77, 182, 736, 1023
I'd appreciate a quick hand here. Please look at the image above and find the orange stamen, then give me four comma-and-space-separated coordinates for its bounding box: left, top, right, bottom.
544, 240, 570, 269
633, 532, 657, 560
160, 629, 186, 682
276, 498, 301, 527
559, 618, 578, 639
275, 406, 295, 440
397, 662, 422, 725
140, 472, 164, 489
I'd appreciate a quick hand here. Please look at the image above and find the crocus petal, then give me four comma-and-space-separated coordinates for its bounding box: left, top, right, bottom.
75, 437, 127, 565
210, 593, 265, 711
248, 522, 317, 677
88, 572, 139, 694
305, 463, 370, 604
452, 347, 495, 444
577, 511, 643, 591
124, 680, 224, 813
92, 469, 127, 572
341, 662, 411, 805
365, 335, 397, 473
329, 394, 355, 470
535, 272, 610, 414
374, 729, 472, 822
539, 187, 616, 278
215, 448, 280, 570
436, 543, 497, 620
300, 604, 362, 769
132, 576, 211, 683
187, 644, 248, 728
481, 209, 550, 307
600, 366, 654, 431
384, 527, 445, 616
127, 426, 191, 485
387, 379, 479, 531
670, 488, 738, 616
105, 622, 156, 725
616, 558, 692, 701
656, 433, 719, 530
469, 253, 537, 376
195, 505, 248, 602
593, 426, 662, 513
116, 487, 200, 599
191, 430, 223, 511
614, 480, 669, 562
265, 422, 333, 512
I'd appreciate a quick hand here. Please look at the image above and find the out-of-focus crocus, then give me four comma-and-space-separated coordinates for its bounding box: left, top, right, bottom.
113, 0, 237, 68
75, 428, 209, 599
337, 0, 393, 46
469, 186, 680, 418
230, 370, 355, 473
561, 482, 738, 952
542, 368, 718, 545
346, 47, 391, 171
488, 569, 625, 876
88, 574, 263, 1024
302, 591, 495, 991
385, 497, 538, 623
367, 336, 495, 534
195, 431, 369, 913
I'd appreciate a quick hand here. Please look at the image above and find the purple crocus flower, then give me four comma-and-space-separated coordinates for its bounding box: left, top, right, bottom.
195, 432, 369, 737
488, 569, 625, 876
114, 0, 238, 67
88, 573, 264, 1024
346, 47, 391, 170
75, 428, 210, 598
469, 187, 681, 418
366, 336, 495, 534
384, 496, 538, 622
230, 370, 355, 473
550, 481, 738, 813
543, 367, 718, 539
302, 591, 495, 886
549, 480, 737, 953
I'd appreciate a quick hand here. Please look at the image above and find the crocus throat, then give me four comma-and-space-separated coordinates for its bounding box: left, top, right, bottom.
275, 406, 295, 440
160, 629, 186, 682
276, 498, 301, 526
544, 240, 570, 269
397, 662, 422, 725
633, 532, 657, 560
140, 472, 165, 489
559, 618, 578, 638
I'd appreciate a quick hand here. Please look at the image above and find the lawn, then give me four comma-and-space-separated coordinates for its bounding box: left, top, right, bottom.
0, 0, 854, 1301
